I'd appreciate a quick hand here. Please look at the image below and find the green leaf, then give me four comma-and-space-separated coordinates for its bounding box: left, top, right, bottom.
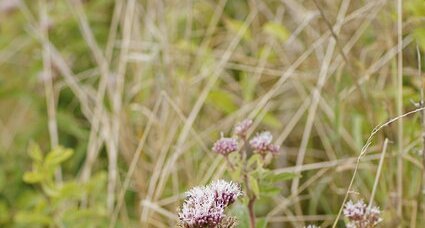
41, 182, 60, 197
86, 171, 108, 194
228, 152, 241, 162
15, 211, 53, 225
28, 142, 43, 163
263, 22, 290, 42
262, 113, 282, 129
58, 181, 84, 199
251, 167, 271, 180
23, 171, 44, 183
0, 201, 9, 223
247, 154, 261, 167
248, 175, 260, 198
260, 185, 281, 197
45, 146, 73, 166
230, 204, 250, 228
266, 172, 297, 182
256, 217, 268, 228
207, 89, 238, 114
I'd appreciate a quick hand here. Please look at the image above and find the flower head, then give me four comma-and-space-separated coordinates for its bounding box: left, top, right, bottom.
234, 119, 253, 138
343, 199, 382, 228
344, 200, 367, 221
364, 207, 382, 228
179, 180, 243, 228
212, 135, 238, 156
180, 186, 223, 227
249, 131, 280, 155
250, 131, 272, 151
209, 180, 243, 207
267, 144, 280, 154
179, 190, 224, 227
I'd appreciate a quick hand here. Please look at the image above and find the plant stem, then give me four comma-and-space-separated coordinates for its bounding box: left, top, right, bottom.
248, 196, 256, 228
225, 155, 235, 171
242, 136, 256, 228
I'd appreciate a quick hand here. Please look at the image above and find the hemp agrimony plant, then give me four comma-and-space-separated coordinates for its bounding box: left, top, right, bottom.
178, 180, 243, 228
178, 119, 296, 228
212, 119, 296, 228
343, 199, 382, 228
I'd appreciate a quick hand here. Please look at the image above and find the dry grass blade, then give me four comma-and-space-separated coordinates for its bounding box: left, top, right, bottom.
396, 0, 403, 217
368, 138, 389, 209
332, 107, 425, 227
110, 95, 163, 227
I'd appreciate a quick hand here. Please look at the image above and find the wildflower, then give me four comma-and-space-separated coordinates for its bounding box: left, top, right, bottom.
209, 180, 243, 207
344, 200, 366, 221
267, 144, 280, 154
212, 135, 238, 156
234, 119, 253, 138
179, 180, 243, 228
343, 199, 382, 228
249, 131, 280, 155
179, 190, 224, 227
250, 131, 272, 151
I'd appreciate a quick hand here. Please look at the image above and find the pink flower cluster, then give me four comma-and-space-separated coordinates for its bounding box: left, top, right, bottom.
211, 119, 280, 157
249, 131, 280, 155
211, 179, 243, 207
212, 136, 238, 156
343, 199, 382, 228
179, 180, 242, 228
234, 119, 253, 138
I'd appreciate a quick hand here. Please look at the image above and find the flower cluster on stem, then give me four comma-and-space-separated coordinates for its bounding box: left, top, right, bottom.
234, 119, 253, 138
343, 199, 382, 228
178, 180, 242, 228
249, 131, 280, 156
212, 134, 238, 156
209, 118, 281, 228
211, 119, 280, 158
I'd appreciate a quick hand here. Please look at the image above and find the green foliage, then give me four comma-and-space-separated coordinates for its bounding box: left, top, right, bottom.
248, 175, 260, 198
207, 89, 238, 114
226, 133, 297, 227
16, 144, 109, 227
265, 172, 297, 182
255, 217, 268, 228
230, 152, 297, 199
229, 204, 250, 228
262, 113, 283, 129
